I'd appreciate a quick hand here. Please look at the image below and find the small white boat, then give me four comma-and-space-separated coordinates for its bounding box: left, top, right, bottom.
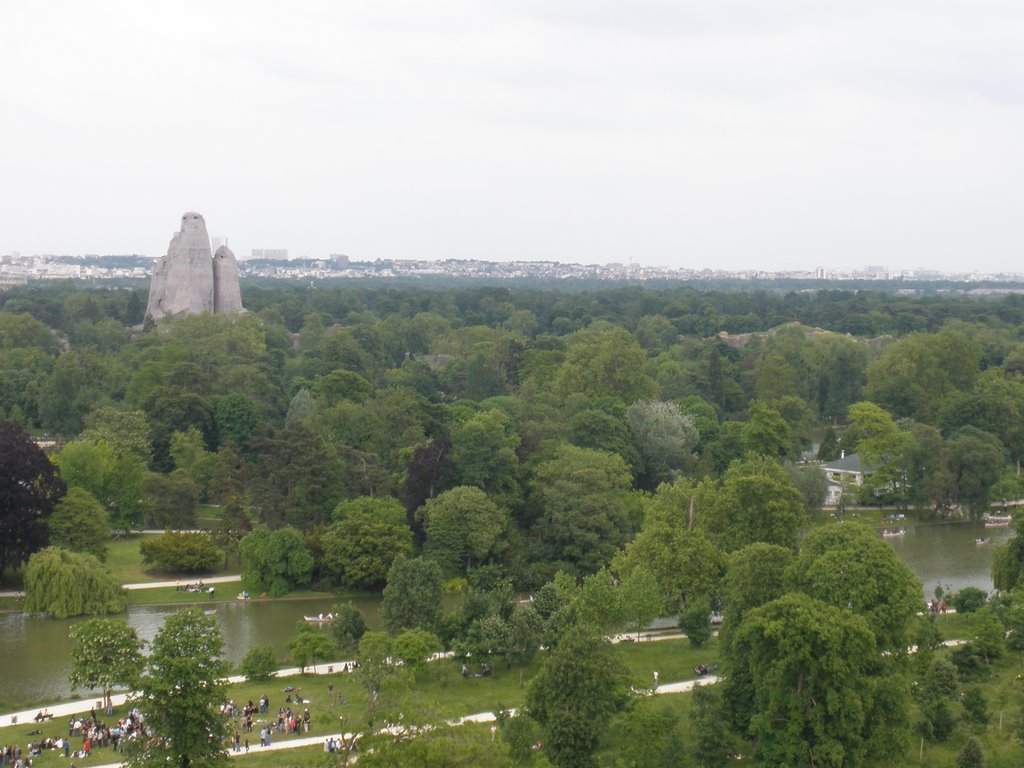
975, 537, 991, 544
882, 528, 907, 537
304, 613, 335, 623
984, 514, 1013, 527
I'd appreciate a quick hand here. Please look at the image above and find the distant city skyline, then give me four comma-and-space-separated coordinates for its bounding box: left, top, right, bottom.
2, 2, 1023, 274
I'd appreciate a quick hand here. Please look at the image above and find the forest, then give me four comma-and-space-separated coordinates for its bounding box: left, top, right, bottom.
5, 279, 1024, 766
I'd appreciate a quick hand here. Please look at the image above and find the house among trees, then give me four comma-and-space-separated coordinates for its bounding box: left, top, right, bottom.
822, 452, 878, 506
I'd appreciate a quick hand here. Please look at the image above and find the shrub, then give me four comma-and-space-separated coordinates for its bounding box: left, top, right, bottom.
952, 587, 989, 614
241, 645, 277, 681
140, 531, 222, 573
680, 596, 712, 647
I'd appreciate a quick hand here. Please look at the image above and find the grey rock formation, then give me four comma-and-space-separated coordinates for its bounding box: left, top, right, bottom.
146, 212, 243, 320
213, 245, 243, 313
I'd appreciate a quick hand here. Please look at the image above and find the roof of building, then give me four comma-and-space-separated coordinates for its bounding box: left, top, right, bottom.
822, 452, 878, 474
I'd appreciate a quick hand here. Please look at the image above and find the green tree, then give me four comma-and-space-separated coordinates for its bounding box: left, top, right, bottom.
531, 444, 635, 575
55, 439, 149, 533
321, 497, 413, 589
23, 547, 125, 618
329, 602, 368, 655
555, 325, 659, 403
735, 593, 885, 767
418, 486, 509, 575
392, 628, 441, 676
817, 426, 840, 461
526, 625, 631, 768
789, 523, 922, 653
81, 406, 152, 462
743, 400, 793, 460
947, 427, 1007, 517
0, 419, 65, 574
249, 422, 347, 529
239, 525, 314, 597
450, 409, 523, 510
49, 487, 111, 561
69, 618, 144, 714
144, 470, 199, 529
380, 555, 443, 633
956, 736, 986, 768
613, 478, 724, 615
619, 565, 662, 641
968, 606, 1005, 663
240, 645, 277, 681
690, 684, 739, 768
680, 594, 713, 647
703, 455, 805, 552
131, 607, 230, 768
866, 330, 981, 420
507, 604, 544, 668
287, 622, 338, 673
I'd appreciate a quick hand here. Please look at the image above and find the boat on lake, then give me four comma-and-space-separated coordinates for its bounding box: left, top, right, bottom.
882, 528, 907, 537
984, 514, 1013, 527
304, 613, 335, 622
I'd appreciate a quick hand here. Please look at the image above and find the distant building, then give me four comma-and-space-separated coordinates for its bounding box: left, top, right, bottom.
822, 451, 877, 486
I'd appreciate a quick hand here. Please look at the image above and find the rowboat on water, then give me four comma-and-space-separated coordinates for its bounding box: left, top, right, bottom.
304, 613, 335, 622
882, 528, 906, 537
984, 514, 1013, 527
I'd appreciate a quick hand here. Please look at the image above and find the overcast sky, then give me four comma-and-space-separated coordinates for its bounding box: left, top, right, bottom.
2, 1, 1022, 273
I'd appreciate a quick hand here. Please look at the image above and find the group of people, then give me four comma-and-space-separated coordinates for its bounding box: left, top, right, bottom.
929, 598, 949, 614
4, 707, 148, 768
461, 663, 493, 678
221, 693, 313, 747
175, 580, 214, 595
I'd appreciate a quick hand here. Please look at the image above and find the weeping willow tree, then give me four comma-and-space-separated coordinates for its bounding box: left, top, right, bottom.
23, 547, 126, 619
992, 520, 1024, 592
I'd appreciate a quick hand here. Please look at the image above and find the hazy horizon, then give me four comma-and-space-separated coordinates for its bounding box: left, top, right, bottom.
3, 2, 1022, 274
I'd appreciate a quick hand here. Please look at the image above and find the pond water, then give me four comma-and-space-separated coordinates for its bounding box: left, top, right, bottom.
881, 519, 1014, 599
0, 521, 1015, 710
0, 595, 379, 711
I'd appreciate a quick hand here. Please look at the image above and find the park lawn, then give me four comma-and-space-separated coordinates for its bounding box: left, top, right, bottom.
0, 594, 24, 611
3, 638, 712, 768
16, 636, 1024, 768
104, 534, 237, 585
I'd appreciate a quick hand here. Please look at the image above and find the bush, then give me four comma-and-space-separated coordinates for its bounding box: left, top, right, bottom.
139, 531, 222, 573
241, 645, 277, 681
680, 596, 712, 647
952, 587, 989, 614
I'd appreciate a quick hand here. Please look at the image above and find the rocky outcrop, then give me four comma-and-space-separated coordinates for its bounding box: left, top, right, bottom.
213, 245, 243, 313
146, 212, 243, 320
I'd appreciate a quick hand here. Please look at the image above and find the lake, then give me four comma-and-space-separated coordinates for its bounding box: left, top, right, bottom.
0, 520, 1015, 710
